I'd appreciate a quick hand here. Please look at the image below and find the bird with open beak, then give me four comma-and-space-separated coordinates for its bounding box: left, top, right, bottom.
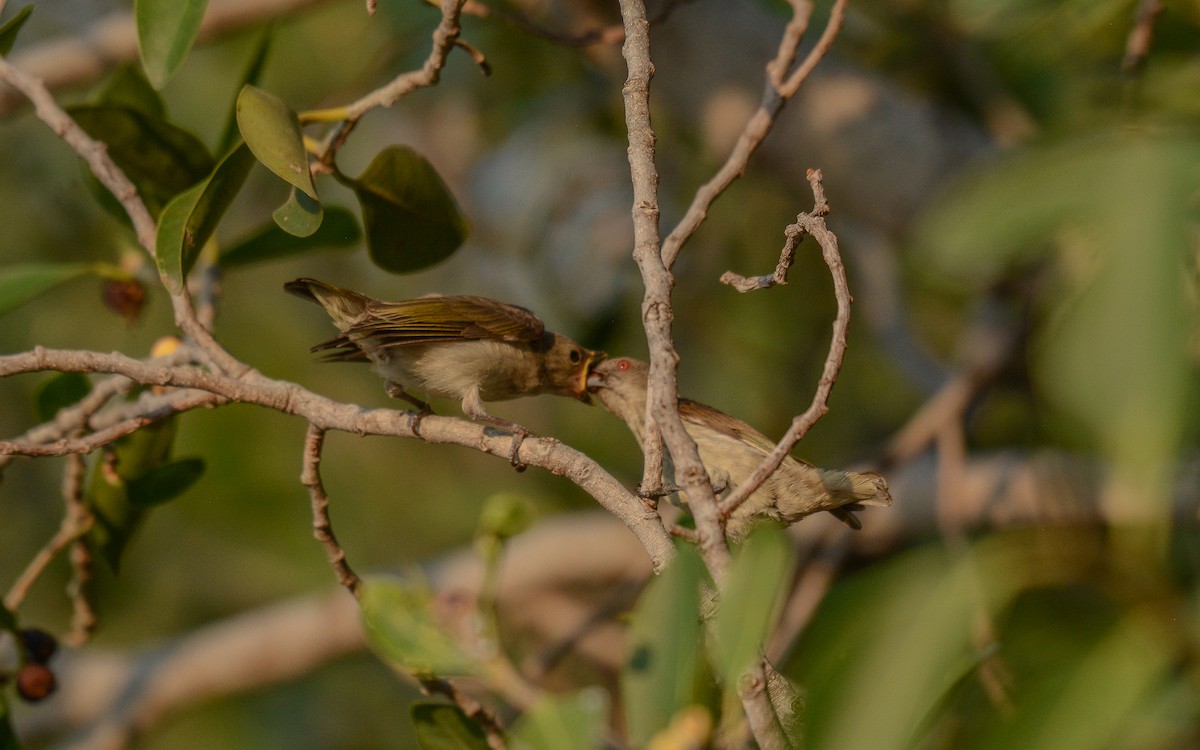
285, 278, 604, 463
586, 356, 891, 538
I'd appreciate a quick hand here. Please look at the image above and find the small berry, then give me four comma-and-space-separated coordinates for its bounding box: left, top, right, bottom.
16, 662, 56, 702
19, 628, 58, 664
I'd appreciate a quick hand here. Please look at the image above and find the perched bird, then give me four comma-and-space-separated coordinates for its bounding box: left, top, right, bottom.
284, 278, 603, 458
587, 357, 891, 538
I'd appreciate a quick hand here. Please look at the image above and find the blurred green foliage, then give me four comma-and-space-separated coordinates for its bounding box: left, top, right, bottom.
1, 0, 1198, 747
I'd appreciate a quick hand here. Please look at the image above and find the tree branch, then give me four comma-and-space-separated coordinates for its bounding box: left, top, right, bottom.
0, 347, 676, 573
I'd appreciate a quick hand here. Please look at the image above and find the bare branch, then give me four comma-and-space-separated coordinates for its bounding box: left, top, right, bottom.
0, 56, 156, 254
617, 0, 729, 578
718, 171, 852, 521
661, 0, 848, 269
313, 0, 470, 168
301, 424, 362, 597
0, 347, 676, 572
721, 168, 830, 292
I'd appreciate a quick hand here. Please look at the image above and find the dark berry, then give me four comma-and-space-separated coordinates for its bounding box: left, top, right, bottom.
19, 628, 58, 664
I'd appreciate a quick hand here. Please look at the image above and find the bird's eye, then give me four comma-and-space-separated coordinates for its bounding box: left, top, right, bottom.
570, 349, 582, 364
617, 359, 630, 371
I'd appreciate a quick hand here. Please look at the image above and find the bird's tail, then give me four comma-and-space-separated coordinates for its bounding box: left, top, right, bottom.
283, 278, 372, 329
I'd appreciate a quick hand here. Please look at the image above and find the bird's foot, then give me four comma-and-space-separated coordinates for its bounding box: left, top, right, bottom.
385, 381, 433, 412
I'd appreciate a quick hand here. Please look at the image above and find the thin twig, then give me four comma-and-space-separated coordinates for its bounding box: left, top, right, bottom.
718, 171, 852, 521
661, 0, 848, 270
65, 453, 99, 646
0, 390, 224, 459
419, 677, 509, 750
314, 0, 469, 168
3, 454, 95, 612
720, 168, 830, 292
301, 425, 362, 597
0, 57, 156, 253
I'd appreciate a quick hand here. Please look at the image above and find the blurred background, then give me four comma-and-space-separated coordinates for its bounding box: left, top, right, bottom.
1, 0, 1199, 747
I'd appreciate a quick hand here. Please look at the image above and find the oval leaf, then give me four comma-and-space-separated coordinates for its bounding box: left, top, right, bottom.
218, 28, 272, 155
410, 704, 490, 750
0, 263, 94, 316
135, 0, 209, 89
622, 543, 705, 748
156, 143, 256, 292
0, 5, 33, 56
126, 457, 205, 507
360, 576, 479, 677
350, 145, 468, 273
70, 105, 214, 218
272, 186, 323, 238
236, 85, 316, 199
713, 525, 795, 681
35, 372, 92, 422
220, 206, 360, 267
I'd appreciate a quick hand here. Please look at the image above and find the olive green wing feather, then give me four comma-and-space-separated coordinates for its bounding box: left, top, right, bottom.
350, 295, 545, 347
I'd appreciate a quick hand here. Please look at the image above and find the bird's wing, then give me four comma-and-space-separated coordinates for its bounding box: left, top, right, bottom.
348, 295, 546, 347
679, 398, 774, 451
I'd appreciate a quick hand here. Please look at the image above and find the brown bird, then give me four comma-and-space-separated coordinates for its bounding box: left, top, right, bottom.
586, 357, 891, 538
285, 278, 603, 459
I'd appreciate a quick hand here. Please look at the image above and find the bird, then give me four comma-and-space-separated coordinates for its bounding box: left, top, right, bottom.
284, 278, 604, 463
586, 356, 891, 538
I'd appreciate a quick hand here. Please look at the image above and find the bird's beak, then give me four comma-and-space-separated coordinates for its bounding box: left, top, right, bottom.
576, 350, 606, 403
585, 363, 607, 393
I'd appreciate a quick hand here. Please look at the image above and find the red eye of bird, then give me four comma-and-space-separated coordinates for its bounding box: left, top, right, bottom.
617, 359, 631, 371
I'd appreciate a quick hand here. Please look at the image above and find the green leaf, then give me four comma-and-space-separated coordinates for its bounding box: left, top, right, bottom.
349, 145, 469, 273
410, 704, 490, 750
126, 457, 205, 507
35, 372, 92, 422
713, 525, 795, 681
69, 105, 214, 218
622, 543, 705, 748
510, 689, 609, 750
0, 263, 94, 316
360, 576, 479, 677
87, 418, 178, 572
135, 0, 209, 89
272, 186, 323, 238
96, 65, 165, 118
217, 27, 272, 155
156, 142, 256, 292
0, 6, 33, 56
219, 207, 360, 267
917, 132, 1200, 517
236, 84, 316, 199
998, 611, 1174, 750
